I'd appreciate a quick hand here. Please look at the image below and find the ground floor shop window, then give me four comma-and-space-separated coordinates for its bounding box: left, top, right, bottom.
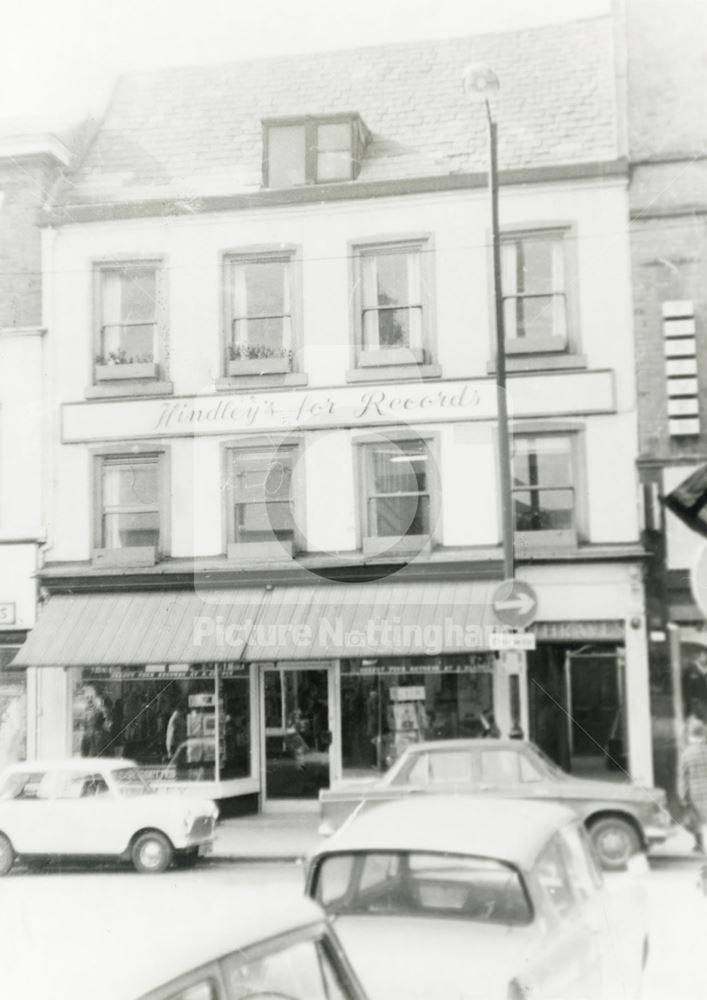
72, 664, 251, 782
340, 655, 495, 778
0, 647, 26, 770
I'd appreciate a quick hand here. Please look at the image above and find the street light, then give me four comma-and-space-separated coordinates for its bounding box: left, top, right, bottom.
462, 64, 514, 582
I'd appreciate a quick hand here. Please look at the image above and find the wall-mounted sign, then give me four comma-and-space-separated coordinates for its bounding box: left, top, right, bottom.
489, 631, 536, 651
0, 603, 16, 626
61, 371, 616, 443
530, 620, 624, 642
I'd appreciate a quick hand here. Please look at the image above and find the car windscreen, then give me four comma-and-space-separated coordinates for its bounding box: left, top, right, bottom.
314, 851, 532, 925
112, 767, 153, 795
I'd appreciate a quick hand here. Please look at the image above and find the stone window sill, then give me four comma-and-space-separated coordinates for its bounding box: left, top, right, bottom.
362, 535, 432, 558
215, 373, 308, 392
85, 381, 173, 400
92, 546, 157, 568
346, 364, 442, 384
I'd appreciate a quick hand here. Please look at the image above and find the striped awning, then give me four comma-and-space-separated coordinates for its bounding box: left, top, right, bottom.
13, 579, 501, 667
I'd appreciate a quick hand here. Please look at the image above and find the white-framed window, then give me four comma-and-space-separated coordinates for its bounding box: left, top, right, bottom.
512, 435, 576, 544
225, 254, 294, 368
94, 262, 164, 380
264, 115, 367, 187
360, 437, 435, 554
352, 240, 431, 367
501, 231, 569, 352
96, 453, 162, 552
226, 443, 298, 555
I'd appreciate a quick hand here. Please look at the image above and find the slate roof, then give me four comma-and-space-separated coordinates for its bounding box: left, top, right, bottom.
55, 16, 619, 210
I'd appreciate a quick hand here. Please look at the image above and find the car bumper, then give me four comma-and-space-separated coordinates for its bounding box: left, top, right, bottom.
645, 822, 673, 845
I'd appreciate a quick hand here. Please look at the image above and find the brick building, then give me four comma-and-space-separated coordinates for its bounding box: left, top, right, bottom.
622, 0, 707, 799
0, 122, 81, 766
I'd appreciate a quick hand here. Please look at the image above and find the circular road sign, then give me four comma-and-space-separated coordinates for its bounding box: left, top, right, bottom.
491, 579, 538, 629
691, 541, 707, 618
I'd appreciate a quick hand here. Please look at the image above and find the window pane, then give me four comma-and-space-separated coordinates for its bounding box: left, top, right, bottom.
428, 751, 473, 784
513, 490, 574, 532
235, 500, 294, 542
318, 123, 351, 152
268, 126, 306, 187
480, 750, 521, 785
103, 511, 160, 548
368, 252, 416, 308
512, 438, 572, 489
370, 494, 429, 538
119, 269, 156, 323
103, 462, 159, 507
516, 238, 556, 295
0, 772, 47, 800
371, 441, 428, 494
234, 261, 287, 319
535, 838, 577, 916
224, 939, 330, 1000
231, 449, 294, 544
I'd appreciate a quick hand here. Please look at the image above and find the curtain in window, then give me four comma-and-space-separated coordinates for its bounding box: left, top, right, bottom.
407, 251, 422, 349
551, 240, 567, 340
101, 272, 123, 356
233, 265, 249, 347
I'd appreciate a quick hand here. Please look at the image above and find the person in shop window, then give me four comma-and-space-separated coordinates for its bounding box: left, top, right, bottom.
80, 690, 107, 757
165, 703, 187, 760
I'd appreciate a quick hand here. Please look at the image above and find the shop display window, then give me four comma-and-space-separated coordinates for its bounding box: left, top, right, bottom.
340, 655, 494, 779
71, 665, 251, 783
0, 651, 26, 769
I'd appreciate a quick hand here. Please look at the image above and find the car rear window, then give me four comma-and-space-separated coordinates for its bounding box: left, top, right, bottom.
314, 851, 532, 925
0, 771, 48, 800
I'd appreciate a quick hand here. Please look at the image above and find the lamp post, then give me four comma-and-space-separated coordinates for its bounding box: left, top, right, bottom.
462, 65, 514, 581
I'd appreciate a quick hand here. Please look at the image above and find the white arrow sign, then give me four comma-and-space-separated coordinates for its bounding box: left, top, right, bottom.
493, 593, 536, 616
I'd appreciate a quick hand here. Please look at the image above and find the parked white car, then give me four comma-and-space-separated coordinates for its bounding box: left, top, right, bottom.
306, 796, 649, 1000
0, 758, 218, 874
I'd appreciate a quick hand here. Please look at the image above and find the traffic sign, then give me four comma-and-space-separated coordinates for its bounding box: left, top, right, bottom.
491, 579, 538, 629
489, 631, 537, 651
691, 541, 707, 618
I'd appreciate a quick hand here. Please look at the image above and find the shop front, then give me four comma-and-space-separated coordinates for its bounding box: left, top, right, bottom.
14, 567, 654, 808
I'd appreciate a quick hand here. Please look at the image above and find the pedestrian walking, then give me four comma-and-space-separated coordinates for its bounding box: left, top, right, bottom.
678, 717, 707, 853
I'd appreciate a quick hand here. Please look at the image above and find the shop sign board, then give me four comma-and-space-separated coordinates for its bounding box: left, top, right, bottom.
82, 663, 247, 681
530, 620, 624, 642
491, 580, 538, 629
0, 603, 16, 626
489, 631, 536, 651
343, 655, 493, 676
61, 371, 616, 443
691, 541, 707, 618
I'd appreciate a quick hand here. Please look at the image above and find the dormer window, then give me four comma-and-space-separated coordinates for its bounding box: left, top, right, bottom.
263, 114, 368, 188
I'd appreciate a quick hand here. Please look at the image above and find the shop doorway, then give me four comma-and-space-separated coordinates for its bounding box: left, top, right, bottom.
260, 665, 334, 810
566, 649, 626, 778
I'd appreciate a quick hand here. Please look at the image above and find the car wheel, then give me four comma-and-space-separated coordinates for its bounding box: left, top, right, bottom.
589, 817, 640, 870
174, 849, 198, 869
131, 831, 173, 874
0, 834, 15, 876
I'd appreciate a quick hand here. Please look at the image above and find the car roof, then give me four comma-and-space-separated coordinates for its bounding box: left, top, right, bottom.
1, 758, 139, 774
311, 796, 575, 870
131, 896, 327, 997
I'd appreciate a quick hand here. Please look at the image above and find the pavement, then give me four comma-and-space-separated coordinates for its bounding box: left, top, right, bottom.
211, 809, 706, 863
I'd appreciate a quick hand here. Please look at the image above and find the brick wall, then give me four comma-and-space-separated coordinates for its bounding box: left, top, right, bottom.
0, 156, 56, 329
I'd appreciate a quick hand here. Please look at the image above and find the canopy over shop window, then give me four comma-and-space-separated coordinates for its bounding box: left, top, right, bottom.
13, 579, 502, 668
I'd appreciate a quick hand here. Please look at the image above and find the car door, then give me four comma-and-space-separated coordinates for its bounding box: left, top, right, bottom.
523, 832, 603, 1000
0, 769, 53, 853
49, 770, 123, 855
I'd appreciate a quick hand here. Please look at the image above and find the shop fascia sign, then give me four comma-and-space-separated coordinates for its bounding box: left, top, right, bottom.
61, 371, 616, 443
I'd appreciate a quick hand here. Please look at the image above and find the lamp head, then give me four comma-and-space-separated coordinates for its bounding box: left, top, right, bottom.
462, 64, 500, 102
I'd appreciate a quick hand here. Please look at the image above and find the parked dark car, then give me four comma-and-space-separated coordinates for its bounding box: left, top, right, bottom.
319, 739, 671, 870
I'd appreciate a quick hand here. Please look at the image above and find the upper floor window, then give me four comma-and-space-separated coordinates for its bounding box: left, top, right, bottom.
264, 114, 368, 188
353, 240, 431, 367
96, 454, 162, 558
360, 437, 434, 555
512, 435, 576, 545
501, 231, 568, 353
226, 444, 297, 557
94, 262, 164, 382
225, 254, 294, 373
